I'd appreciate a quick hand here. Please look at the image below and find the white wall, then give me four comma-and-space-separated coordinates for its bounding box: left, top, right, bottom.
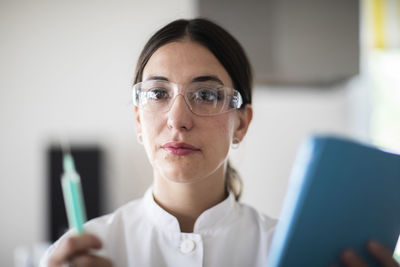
0, 1, 368, 266
232, 82, 367, 218
0, 1, 195, 266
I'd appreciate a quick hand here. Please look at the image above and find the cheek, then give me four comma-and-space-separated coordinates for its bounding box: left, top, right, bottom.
139, 113, 165, 155
141, 110, 167, 134
204, 116, 235, 154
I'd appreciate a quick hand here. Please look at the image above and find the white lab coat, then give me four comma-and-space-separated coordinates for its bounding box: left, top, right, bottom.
41, 187, 276, 267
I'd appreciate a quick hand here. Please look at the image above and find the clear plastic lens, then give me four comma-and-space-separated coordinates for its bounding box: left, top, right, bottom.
133, 80, 242, 116
230, 90, 243, 109
146, 89, 170, 101
192, 88, 219, 102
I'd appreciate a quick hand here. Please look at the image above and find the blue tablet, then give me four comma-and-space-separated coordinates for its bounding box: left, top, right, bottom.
267, 135, 400, 267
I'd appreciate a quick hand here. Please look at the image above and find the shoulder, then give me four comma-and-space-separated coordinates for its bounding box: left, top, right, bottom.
236, 201, 277, 234
84, 196, 146, 237
226, 201, 277, 263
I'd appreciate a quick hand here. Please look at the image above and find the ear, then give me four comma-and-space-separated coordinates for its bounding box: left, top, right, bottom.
233, 104, 253, 142
134, 106, 142, 135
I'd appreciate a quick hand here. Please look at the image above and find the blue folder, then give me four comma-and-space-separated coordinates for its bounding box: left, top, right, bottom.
267, 135, 400, 267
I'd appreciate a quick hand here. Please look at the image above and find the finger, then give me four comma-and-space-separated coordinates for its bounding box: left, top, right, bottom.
367, 240, 399, 267
340, 249, 368, 267
49, 233, 102, 265
71, 254, 113, 267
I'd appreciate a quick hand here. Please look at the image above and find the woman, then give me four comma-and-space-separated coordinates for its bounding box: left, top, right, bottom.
42, 18, 398, 267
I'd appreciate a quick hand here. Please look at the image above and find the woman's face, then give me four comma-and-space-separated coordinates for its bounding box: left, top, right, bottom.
135, 40, 252, 184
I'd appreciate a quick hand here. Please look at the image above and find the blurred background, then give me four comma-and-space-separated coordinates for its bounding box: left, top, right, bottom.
1, 0, 399, 266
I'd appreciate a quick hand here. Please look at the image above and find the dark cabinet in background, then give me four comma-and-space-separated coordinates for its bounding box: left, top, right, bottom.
198, 0, 359, 86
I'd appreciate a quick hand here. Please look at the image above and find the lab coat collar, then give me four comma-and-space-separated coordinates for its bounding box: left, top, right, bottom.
143, 187, 237, 234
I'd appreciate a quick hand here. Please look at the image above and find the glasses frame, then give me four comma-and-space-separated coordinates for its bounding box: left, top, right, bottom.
132, 80, 243, 116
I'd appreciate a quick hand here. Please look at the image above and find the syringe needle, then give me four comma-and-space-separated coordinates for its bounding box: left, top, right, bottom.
58, 134, 71, 156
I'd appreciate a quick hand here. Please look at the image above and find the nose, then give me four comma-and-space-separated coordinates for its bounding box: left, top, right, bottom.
167, 94, 194, 131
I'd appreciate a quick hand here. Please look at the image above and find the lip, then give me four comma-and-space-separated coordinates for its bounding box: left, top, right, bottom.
161, 142, 201, 156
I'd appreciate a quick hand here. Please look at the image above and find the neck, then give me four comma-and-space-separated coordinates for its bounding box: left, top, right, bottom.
152, 169, 227, 233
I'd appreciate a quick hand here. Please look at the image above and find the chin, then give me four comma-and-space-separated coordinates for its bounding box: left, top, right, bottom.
160, 169, 205, 184
166, 177, 200, 184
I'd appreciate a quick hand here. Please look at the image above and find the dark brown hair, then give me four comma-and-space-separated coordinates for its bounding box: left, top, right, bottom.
134, 18, 253, 201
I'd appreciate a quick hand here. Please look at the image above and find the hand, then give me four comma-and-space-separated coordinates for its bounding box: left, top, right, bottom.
339, 240, 399, 267
48, 233, 113, 267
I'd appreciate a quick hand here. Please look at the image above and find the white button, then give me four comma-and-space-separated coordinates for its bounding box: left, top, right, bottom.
180, 238, 196, 254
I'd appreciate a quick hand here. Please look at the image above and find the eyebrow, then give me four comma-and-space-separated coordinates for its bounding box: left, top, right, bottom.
191, 75, 224, 85
146, 75, 224, 85
146, 76, 169, 81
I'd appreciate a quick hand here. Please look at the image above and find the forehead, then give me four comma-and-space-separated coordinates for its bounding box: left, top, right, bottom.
142, 41, 233, 87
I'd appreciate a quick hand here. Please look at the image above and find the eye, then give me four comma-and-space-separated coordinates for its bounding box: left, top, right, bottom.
146, 88, 170, 100
193, 88, 221, 102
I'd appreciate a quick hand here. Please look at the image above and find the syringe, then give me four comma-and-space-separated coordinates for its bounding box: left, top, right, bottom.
61, 150, 87, 234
